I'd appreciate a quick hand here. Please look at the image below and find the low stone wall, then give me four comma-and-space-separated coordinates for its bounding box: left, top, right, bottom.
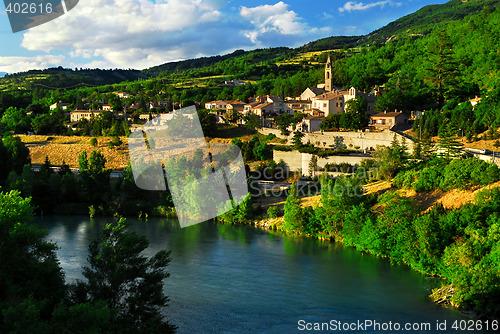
259, 128, 413, 153
259, 128, 282, 137
273, 150, 371, 174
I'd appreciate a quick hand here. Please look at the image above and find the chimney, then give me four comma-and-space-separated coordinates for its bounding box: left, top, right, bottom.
384, 110, 387, 114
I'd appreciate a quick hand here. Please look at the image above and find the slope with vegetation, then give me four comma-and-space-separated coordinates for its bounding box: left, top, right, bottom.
249, 137, 500, 319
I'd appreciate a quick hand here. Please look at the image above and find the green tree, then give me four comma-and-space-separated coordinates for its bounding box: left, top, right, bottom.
320, 113, 342, 131
292, 130, 304, 148
0, 139, 12, 185
79, 151, 89, 173
72, 218, 176, 333
243, 113, 260, 130
340, 97, 369, 130
283, 184, 305, 233
437, 124, 463, 159
0, 107, 30, 133
275, 113, 292, 135
422, 30, 459, 109
197, 109, 217, 137
308, 155, 318, 177
3, 136, 30, 175
0, 190, 66, 332
79, 150, 110, 206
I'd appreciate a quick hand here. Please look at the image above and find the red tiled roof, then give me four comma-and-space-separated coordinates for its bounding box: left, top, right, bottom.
371, 112, 408, 118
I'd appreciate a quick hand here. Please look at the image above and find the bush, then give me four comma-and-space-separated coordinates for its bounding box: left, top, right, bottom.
440, 158, 499, 190
267, 206, 281, 218
414, 166, 442, 192
273, 145, 293, 151
298, 146, 318, 154
393, 169, 420, 189
264, 133, 277, 141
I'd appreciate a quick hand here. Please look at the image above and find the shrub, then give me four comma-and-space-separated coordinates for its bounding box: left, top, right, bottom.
267, 206, 281, 218
298, 146, 318, 154
414, 167, 442, 192
393, 169, 420, 189
273, 145, 293, 151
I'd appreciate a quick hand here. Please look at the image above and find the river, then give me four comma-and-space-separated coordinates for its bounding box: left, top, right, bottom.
35, 215, 483, 333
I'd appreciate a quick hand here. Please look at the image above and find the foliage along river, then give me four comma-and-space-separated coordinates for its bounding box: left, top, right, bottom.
35, 216, 485, 333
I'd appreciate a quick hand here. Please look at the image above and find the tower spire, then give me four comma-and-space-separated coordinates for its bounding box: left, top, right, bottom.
325, 54, 333, 92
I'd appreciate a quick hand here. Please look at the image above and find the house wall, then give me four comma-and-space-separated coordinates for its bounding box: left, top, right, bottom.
300, 89, 317, 101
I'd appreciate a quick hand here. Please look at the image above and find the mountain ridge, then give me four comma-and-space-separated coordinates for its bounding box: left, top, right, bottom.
1, 0, 498, 88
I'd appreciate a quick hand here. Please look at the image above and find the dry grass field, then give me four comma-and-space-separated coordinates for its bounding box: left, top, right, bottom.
17, 127, 257, 170
18, 135, 129, 169
405, 128, 500, 151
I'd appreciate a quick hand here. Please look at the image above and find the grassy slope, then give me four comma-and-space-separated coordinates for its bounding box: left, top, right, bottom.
257, 179, 500, 228
18, 135, 129, 169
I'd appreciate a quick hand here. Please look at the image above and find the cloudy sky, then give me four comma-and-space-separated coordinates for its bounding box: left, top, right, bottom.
0, 0, 447, 74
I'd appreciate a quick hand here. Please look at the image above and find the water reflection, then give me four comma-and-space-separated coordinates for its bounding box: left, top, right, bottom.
34, 216, 479, 334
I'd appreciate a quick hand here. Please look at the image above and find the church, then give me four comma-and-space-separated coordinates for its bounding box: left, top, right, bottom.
298, 55, 377, 118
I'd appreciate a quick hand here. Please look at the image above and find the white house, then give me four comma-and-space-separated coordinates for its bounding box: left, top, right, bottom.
118, 92, 131, 99
70, 110, 101, 122
298, 116, 324, 133
50, 102, 70, 111
102, 104, 112, 111
205, 100, 229, 110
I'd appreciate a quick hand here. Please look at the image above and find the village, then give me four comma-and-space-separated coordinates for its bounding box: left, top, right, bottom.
62, 56, 410, 134
46, 56, 496, 175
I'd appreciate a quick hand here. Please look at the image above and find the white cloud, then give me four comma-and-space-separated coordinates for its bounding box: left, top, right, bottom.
240, 1, 329, 46
338, 1, 402, 13
321, 12, 334, 20
6, 0, 331, 72
0, 55, 66, 73
19, 0, 232, 69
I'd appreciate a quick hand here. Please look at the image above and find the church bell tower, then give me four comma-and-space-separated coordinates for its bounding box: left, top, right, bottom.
325, 54, 333, 92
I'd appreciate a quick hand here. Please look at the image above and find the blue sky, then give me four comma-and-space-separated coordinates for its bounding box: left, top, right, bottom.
0, 0, 448, 74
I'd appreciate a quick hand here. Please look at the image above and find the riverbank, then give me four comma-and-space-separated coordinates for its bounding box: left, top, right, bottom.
241, 179, 500, 319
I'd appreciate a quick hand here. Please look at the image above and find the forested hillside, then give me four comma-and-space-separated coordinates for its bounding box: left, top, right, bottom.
1, 0, 499, 143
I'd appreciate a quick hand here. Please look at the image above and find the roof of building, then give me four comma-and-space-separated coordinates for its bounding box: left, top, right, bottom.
246, 101, 261, 108
305, 116, 325, 121
253, 102, 273, 109
305, 87, 327, 96
71, 110, 101, 114
267, 95, 283, 103
228, 101, 246, 106
371, 111, 408, 118
314, 91, 344, 101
